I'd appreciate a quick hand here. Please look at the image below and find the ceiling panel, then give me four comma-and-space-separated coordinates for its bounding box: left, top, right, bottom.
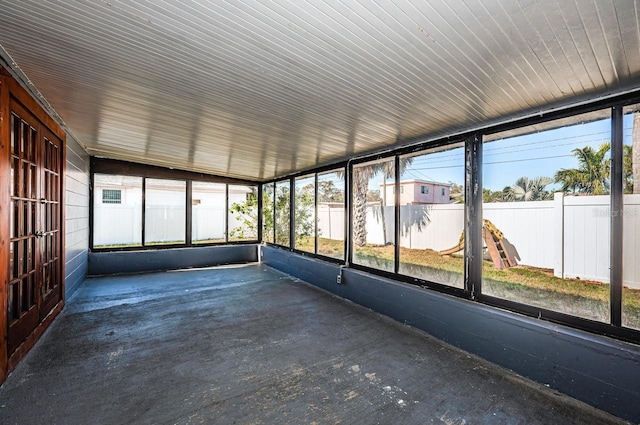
0, 0, 639, 181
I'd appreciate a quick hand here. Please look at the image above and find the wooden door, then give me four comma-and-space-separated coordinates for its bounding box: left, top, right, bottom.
7, 99, 63, 354
38, 126, 63, 318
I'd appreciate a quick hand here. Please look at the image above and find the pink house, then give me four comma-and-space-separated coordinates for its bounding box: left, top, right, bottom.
380, 179, 451, 206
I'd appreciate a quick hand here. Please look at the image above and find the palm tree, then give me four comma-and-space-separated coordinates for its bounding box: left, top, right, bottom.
349, 158, 414, 247
505, 176, 553, 201
624, 144, 634, 194
554, 143, 611, 195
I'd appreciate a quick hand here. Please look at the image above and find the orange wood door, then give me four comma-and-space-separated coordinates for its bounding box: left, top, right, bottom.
7, 99, 63, 354
38, 126, 63, 318
7, 101, 40, 353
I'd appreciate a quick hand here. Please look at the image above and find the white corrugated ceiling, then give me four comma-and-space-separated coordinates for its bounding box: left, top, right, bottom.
1, 0, 639, 181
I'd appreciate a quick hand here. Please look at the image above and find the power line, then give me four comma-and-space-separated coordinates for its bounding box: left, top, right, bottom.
484, 154, 575, 166
410, 153, 575, 171
484, 129, 610, 152
407, 135, 611, 171
407, 134, 608, 166
485, 137, 610, 158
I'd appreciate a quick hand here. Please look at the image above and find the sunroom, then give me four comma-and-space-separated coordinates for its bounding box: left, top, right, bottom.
0, 1, 639, 423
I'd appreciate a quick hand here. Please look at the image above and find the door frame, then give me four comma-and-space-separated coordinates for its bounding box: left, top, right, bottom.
0, 66, 66, 383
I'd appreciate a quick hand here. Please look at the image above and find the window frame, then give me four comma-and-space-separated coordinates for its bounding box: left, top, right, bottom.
89, 158, 260, 252
261, 91, 640, 344
263, 165, 347, 264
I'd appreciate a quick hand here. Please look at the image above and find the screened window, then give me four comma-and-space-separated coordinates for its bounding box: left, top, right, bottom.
262, 183, 275, 244
317, 170, 345, 260
228, 185, 258, 241
352, 158, 395, 272
93, 174, 142, 248
399, 144, 465, 288
482, 109, 611, 322
145, 178, 186, 246
192, 181, 226, 244
294, 175, 315, 252
622, 104, 640, 331
275, 180, 291, 247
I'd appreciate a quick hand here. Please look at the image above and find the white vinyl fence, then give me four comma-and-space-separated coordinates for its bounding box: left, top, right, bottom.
317, 194, 640, 288
93, 205, 142, 246
192, 206, 225, 241
95, 205, 256, 246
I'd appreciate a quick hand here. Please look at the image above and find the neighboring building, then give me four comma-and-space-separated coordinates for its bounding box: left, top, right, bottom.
379, 179, 451, 206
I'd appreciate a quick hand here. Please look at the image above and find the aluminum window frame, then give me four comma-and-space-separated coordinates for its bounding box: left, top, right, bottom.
89, 158, 260, 252
262, 90, 640, 344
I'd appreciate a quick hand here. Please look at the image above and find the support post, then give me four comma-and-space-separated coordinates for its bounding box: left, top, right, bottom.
394, 155, 401, 274
289, 178, 295, 249
225, 184, 229, 243
465, 133, 482, 298
141, 177, 146, 246
314, 173, 319, 254
257, 184, 263, 243
346, 163, 353, 265
185, 180, 192, 245
611, 106, 623, 327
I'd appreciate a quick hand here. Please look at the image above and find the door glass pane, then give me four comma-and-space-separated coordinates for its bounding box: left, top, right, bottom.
352, 158, 395, 272
317, 170, 345, 260
22, 162, 29, 199
93, 174, 143, 248
262, 183, 275, 244
294, 175, 315, 253
29, 165, 36, 199
398, 143, 465, 288
10, 157, 17, 197
17, 240, 24, 277
192, 181, 226, 244
9, 242, 16, 281
275, 180, 291, 246
622, 104, 640, 330
11, 113, 17, 154
482, 109, 611, 322
145, 178, 186, 245
9, 283, 17, 321
10, 200, 16, 239
26, 275, 33, 309
228, 185, 258, 241
20, 121, 27, 156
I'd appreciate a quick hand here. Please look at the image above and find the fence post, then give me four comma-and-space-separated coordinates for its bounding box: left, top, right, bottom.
554, 192, 565, 278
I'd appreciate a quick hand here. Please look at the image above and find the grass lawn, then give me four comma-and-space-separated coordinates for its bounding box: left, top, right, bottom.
295, 236, 344, 260
352, 243, 640, 329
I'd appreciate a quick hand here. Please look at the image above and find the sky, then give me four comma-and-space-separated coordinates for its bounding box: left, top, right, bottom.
365, 112, 637, 192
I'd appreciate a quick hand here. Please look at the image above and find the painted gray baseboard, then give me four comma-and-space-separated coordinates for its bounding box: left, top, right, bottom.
89, 245, 258, 276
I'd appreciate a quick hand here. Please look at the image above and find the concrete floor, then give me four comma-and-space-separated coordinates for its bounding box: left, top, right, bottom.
0, 264, 629, 425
